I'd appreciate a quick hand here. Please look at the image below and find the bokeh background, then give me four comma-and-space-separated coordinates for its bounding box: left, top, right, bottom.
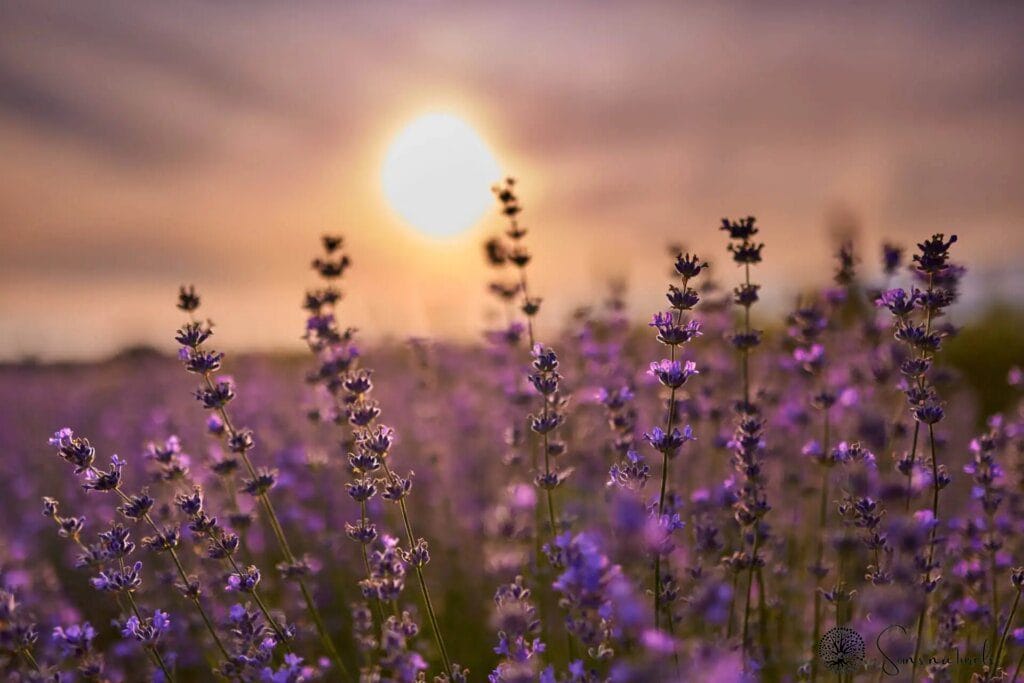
1, 0, 1023, 360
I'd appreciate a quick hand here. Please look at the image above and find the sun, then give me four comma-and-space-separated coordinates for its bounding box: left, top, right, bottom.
381, 113, 502, 238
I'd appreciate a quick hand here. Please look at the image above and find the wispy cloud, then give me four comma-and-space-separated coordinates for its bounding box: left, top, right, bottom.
1, 0, 1022, 358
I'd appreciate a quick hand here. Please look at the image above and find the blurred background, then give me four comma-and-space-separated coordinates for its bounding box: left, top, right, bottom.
1, 0, 1023, 361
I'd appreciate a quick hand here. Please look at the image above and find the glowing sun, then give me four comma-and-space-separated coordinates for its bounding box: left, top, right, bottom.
381, 113, 502, 238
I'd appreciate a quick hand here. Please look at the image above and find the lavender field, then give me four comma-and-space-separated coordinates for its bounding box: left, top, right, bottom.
1, 178, 1023, 683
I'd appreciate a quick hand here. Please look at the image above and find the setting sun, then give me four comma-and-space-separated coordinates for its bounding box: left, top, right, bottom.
381, 113, 502, 238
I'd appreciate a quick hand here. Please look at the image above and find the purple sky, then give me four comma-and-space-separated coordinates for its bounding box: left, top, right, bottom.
1, 0, 1023, 359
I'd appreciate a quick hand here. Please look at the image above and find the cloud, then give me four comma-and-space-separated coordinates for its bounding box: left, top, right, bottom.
0, 0, 1022, 358
0, 2, 337, 163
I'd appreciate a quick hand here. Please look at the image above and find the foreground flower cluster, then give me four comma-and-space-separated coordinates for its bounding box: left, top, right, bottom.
1, 183, 1023, 682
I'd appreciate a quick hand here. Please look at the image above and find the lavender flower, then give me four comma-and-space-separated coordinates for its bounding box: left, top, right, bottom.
9, 200, 1010, 683
173, 289, 351, 678
47, 429, 228, 673
641, 249, 707, 639
876, 234, 960, 679
490, 576, 545, 682
302, 235, 456, 679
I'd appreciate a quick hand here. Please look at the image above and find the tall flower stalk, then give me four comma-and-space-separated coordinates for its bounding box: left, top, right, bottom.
492, 178, 571, 542
492, 178, 540, 351
302, 238, 387, 653
303, 236, 461, 680
145, 435, 292, 658
990, 568, 1024, 681
877, 233, 959, 680
964, 425, 1007, 670
645, 251, 706, 631
790, 298, 833, 682
791, 242, 856, 680
721, 216, 769, 666
173, 287, 353, 680
492, 178, 578, 671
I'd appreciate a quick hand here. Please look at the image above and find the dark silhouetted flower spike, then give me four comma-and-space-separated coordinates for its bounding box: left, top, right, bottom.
912, 233, 958, 275
177, 284, 200, 312
834, 241, 857, 286
882, 242, 904, 276
300, 233, 458, 679
721, 215, 771, 668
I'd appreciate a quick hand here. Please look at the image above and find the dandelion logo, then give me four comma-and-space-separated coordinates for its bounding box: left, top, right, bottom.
816, 626, 866, 674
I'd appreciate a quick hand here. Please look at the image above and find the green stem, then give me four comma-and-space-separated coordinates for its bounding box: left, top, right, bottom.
222, 476, 256, 565
756, 566, 769, 661
380, 460, 453, 677
360, 500, 386, 641
507, 212, 576, 667
990, 532, 1000, 656
727, 571, 739, 639
654, 284, 688, 630
19, 648, 41, 673
539, 378, 559, 543
810, 465, 829, 683
929, 424, 940, 531
910, 599, 927, 683
742, 528, 761, 663
911, 423, 943, 682
991, 589, 1021, 680
905, 422, 920, 513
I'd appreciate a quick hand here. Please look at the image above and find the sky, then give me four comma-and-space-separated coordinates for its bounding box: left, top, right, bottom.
1, 0, 1023, 360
